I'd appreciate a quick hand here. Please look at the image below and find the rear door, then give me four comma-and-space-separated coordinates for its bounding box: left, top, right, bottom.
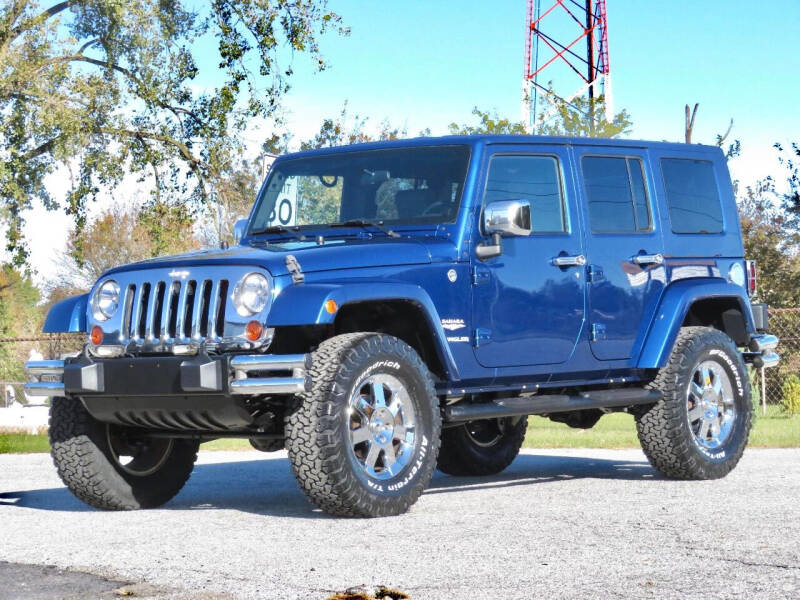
573, 146, 666, 360
471, 144, 586, 368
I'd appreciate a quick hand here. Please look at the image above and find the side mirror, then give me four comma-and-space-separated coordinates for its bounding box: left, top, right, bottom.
477, 200, 531, 259
484, 200, 531, 237
233, 218, 248, 245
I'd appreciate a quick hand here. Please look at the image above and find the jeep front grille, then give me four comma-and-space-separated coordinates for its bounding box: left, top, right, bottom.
123, 278, 229, 344
88, 265, 272, 354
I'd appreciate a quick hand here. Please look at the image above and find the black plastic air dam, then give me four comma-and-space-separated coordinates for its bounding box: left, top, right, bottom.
81, 394, 255, 431
443, 388, 662, 423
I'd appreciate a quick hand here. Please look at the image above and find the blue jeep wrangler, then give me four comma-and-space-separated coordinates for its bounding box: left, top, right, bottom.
27, 135, 779, 517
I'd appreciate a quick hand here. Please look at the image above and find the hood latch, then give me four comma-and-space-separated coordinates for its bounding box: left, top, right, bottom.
285, 254, 304, 284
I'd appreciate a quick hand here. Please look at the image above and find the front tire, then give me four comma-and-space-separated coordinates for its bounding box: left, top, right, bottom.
285, 333, 441, 517
437, 417, 527, 476
636, 326, 752, 480
49, 397, 198, 510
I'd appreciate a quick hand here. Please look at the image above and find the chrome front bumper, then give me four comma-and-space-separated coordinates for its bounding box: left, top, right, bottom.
24, 353, 311, 397
229, 354, 311, 395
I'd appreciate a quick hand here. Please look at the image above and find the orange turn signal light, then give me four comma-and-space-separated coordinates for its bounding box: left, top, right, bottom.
90, 325, 103, 345
324, 299, 338, 314
245, 320, 264, 341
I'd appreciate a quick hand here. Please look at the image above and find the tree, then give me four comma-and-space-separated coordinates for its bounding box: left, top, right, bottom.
737, 178, 800, 308
199, 156, 263, 247
535, 93, 632, 138
0, 265, 41, 382
300, 102, 407, 150
775, 142, 800, 230
448, 107, 527, 135
448, 95, 631, 139
56, 201, 197, 289
1, 0, 348, 266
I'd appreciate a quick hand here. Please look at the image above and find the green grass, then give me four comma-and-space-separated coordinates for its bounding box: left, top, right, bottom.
522, 408, 800, 449
202, 438, 256, 451
2, 408, 798, 453
0, 433, 51, 454
523, 413, 641, 448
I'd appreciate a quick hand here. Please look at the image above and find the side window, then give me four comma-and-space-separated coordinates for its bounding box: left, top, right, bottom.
484, 155, 566, 233
582, 156, 652, 233
661, 159, 723, 234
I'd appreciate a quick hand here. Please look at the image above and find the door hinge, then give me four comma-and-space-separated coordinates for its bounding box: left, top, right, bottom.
587, 264, 604, 284
591, 323, 607, 342
471, 266, 491, 286
474, 328, 492, 347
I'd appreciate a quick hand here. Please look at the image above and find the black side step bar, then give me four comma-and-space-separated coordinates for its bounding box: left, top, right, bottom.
443, 388, 662, 423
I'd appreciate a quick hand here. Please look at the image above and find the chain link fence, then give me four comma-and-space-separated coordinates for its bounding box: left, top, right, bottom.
1, 334, 84, 407
760, 308, 800, 413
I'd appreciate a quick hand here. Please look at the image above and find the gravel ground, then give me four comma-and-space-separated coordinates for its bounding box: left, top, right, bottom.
0, 448, 798, 600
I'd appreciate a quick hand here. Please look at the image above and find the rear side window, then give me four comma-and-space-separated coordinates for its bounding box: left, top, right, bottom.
484, 155, 566, 233
582, 156, 652, 233
661, 159, 723, 234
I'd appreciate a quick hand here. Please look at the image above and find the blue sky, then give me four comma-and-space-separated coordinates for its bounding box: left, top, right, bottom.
23, 0, 800, 279
238, 0, 799, 178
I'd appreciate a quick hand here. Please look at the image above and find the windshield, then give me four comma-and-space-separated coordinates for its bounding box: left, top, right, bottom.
248, 145, 470, 233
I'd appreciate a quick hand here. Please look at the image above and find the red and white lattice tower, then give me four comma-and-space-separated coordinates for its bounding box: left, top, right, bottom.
522, 0, 613, 132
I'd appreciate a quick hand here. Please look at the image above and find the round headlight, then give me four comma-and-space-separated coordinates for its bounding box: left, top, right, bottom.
729, 262, 746, 287
92, 280, 120, 321
233, 272, 270, 316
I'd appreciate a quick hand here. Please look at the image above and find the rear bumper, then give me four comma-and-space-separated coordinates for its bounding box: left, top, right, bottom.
24, 353, 311, 431
744, 333, 780, 369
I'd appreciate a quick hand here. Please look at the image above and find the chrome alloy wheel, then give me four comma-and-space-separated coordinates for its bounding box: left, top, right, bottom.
347, 373, 417, 480
686, 360, 737, 450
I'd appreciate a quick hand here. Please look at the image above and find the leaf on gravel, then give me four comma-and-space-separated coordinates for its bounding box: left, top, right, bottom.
375, 586, 409, 599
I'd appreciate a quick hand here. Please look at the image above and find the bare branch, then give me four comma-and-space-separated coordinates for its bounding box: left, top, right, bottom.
685, 103, 699, 144
717, 119, 734, 147
100, 127, 211, 201
8, 0, 79, 40
22, 138, 59, 160
26, 0, 79, 25
47, 54, 206, 128
76, 37, 99, 54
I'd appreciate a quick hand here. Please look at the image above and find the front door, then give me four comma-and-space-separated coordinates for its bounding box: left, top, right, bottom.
472, 146, 586, 368
573, 146, 666, 360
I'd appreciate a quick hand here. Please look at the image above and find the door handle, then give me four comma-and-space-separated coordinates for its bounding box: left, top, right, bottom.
552, 254, 587, 267
632, 253, 664, 266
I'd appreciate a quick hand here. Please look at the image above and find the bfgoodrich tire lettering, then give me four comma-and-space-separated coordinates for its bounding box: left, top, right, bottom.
636, 326, 752, 480
285, 333, 441, 517
49, 396, 199, 510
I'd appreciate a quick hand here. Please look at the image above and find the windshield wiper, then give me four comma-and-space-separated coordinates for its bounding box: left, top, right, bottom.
330, 219, 400, 238
250, 224, 307, 243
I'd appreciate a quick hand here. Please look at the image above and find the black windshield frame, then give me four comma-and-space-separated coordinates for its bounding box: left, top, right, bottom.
247, 145, 471, 235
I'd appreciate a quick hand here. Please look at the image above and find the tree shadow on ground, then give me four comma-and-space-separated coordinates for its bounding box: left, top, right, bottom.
0, 452, 658, 516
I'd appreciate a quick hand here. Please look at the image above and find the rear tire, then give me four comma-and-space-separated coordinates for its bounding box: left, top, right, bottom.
49, 397, 198, 510
437, 417, 527, 476
636, 326, 752, 480
285, 333, 441, 517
